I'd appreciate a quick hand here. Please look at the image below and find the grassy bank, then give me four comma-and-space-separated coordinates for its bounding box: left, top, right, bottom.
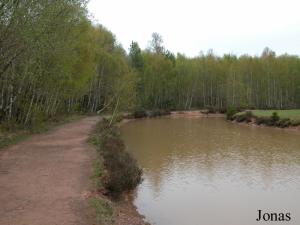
228, 109, 300, 128
250, 110, 300, 121
88, 118, 145, 225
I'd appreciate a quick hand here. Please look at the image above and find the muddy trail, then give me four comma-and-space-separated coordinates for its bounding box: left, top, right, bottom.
0, 116, 100, 225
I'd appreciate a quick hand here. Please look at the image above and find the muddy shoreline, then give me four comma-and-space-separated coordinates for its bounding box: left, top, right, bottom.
231, 119, 300, 132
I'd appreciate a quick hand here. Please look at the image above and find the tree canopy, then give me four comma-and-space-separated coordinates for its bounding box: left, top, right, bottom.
1, 1, 300, 128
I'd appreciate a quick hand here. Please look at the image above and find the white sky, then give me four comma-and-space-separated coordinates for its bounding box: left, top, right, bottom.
87, 0, 300, 57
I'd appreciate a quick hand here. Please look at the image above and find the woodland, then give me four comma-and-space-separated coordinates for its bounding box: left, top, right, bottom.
1, 0, 300, 128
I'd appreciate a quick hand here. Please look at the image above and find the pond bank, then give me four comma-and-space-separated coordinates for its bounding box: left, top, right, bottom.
231, 118, 300, 132
229, 110, 300, 131
89, 118, 149, 225
170, 110, 225, 118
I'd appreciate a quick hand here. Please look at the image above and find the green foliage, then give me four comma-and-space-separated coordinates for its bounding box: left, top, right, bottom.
92, 159, 104, 190
1, 2, 300, 130
255, 117, 269, 125
234, 111, 253, 123
276, 118, 291, 128
129, 41, 144, 70
271, 112, 280, 122
0, 2, 136, 128
0, 132, 27, 150
253, 112, 294, 127
226, 107, 238, 120
291, 120, 300, 126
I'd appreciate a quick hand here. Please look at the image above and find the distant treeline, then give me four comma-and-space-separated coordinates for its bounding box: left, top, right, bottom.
132, 41, 300, 111
1, 0, 300, 128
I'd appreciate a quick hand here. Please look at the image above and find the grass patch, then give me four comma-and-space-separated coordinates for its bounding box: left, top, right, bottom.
0, 131, 28, 150
226, 107, 238, 120
250, 110, 300, 121
233, 109, 300, 128
91, 159, 104, 191
90, 197, 113, 225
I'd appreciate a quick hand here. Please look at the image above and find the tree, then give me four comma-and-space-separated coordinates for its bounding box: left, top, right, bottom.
149, 32, 164, 54
129, 41, 144, 71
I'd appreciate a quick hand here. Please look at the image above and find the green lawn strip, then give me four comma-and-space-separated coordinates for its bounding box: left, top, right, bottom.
251, 110, 300, 121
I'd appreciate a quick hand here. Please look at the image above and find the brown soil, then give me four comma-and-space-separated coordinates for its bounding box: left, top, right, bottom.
0, 117, 101, 225
112, 194, 150, 225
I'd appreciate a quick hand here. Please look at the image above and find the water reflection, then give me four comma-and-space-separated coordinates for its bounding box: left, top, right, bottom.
120, 117, 300, 225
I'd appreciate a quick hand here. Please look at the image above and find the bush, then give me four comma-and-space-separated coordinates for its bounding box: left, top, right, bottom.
271, 112, 280, 122
235, 113, 247, 122
226, 107, 238, 120
133, 110, 147, 118
234, 111, 253, 123
291, 120, 300, 126
276, 118, 291, 128
254, 112, 281, 127
98, 123, 142, 199
255, 116, 269, 125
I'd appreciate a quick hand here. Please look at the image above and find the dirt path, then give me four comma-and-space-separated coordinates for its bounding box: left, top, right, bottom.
0, 116, 100, 225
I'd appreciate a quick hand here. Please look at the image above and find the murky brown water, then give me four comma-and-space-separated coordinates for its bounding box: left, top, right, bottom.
120, 117, 300, 225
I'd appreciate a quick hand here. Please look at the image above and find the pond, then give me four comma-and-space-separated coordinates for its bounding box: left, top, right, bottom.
120, 117, 300, 225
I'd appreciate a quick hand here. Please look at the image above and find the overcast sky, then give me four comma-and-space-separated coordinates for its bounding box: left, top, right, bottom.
87, 0, 300, 57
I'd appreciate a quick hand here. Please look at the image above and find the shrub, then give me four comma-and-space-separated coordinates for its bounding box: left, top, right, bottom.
245, 111, 253, 123
226, 107, 238, 120
112, 114, 123, 123
255, 116, 269, 125
265, 117, 276, 126
271, 112, 280, 122
291, 120, 300, 126
235, 113, 247, 122
98, 123, 142, 199
234, 111, 253, 123
276, 118, 291, 128
133, 110, 147, 118
255, 115, 279, 126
